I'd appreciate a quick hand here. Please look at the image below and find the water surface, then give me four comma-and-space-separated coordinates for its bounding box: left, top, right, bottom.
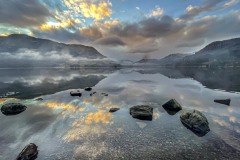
0, 68, 240, 160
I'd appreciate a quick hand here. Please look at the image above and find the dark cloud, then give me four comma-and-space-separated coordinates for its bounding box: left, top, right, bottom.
94, 37, 126, 46
181, 11, 240, 44
80, 27, 103, 40
111, 16, 185, 38
128, 39, 160, 53
180, 0, 225, 20
0, 0, 51, 27
139, 16, 185, 38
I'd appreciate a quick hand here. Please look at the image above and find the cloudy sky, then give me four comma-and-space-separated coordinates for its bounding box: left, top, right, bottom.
0, 0, 240, 60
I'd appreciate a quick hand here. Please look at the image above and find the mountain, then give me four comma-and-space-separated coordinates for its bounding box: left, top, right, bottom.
137, 53, 188, 66
0, 34, 120, 68
137, 38, 240, 67
176, 38, 240, 67
0, 34, 105, 59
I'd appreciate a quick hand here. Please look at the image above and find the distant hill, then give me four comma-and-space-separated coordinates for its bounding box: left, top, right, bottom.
0, 34, 105, 59
137, 53, 188, 66
0, 34, 121, 68
137, 38, 240, 67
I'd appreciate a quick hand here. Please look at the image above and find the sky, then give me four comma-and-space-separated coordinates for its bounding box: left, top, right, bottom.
0, 0, 240, 61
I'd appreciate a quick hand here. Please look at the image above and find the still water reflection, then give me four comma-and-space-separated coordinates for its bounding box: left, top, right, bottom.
0, 68, 240, 160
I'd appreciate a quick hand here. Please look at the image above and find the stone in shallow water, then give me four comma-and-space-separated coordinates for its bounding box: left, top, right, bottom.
130, 105, 153, 121
162, 99, 182, 115
84, 87, 92, 91
70, 90, 82, 97
35, 97, 43, 101
109, 108, 120, 112
101, 93, 108, 96
214, 98, 231, 106
16, 143, 38, 160
180, 109, 210, 137
1, 103, 27, 116
90, 92, 97, 96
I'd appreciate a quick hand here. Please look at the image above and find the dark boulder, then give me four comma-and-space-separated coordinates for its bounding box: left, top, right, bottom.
70, 90, 82, 97
180, 109, 210, 137
162, 99, 182, 115
16, 143, 38, 160
130, 105, 153, 121
1, 103, 27, 116
109, 108, 120, 113
214, 99, 231, 106
84, 87, 92, 91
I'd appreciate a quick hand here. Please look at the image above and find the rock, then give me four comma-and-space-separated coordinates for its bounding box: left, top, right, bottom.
180, 110, 210, 137
214, 99, 231, 106
70, 90, 82, 97
90, 92, 97, 96
101, 93, 108, 96
109, 108, 120, 112
130, 105, 153, 121
84, 87, 92, 91
1, 103, 27, 115
16, 143, 38, 160
35, 98, 43, 101
162, 99, 182, 115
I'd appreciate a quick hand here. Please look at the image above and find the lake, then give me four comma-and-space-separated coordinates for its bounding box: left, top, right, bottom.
0, 68, 240, 160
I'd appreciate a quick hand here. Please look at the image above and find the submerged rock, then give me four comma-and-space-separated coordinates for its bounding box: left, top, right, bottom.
214, 98, 231, 106
35, 98, 43, 101
1, 103, 27, 115
109, 108, 120, 112
180, 109, 210, 137
101, 93, 108, 96
84, 87, 92, 91
90, 92, 97, 96
16, 143, 38, 160
70, 90, 82, 97
162, 99, 182, 115
130, 105, 153, 121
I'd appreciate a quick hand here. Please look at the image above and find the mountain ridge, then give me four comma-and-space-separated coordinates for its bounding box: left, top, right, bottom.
137, 37, 240, 67
0, 34, 106, 59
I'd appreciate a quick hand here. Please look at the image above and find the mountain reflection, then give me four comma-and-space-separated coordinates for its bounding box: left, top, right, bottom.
0, 68, 114, 99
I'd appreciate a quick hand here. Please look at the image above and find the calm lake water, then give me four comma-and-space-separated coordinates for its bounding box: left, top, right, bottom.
0, 68, 240, 160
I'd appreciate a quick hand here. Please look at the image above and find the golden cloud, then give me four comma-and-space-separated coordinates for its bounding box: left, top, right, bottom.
0, 33, 10, 37
44, 101, 85, 112
186, 5, 194, 12
148, 6, 164, 17
0, 98, 18, 104
63, 0, 112, 21
85, 110, 112, 124
39, 19, 76, 31
63, 125, 107, 142
63, 110, 113, 142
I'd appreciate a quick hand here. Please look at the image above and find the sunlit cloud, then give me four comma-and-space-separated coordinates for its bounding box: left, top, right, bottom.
44, 101, 85, 112
85, 110, 112, 124
39, 19, 78, 31
63, 125, 107, 142
148, 6, 164, 17
63, 0, 112, 21
186, 5, 194, 12
0, 98, 18, 105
